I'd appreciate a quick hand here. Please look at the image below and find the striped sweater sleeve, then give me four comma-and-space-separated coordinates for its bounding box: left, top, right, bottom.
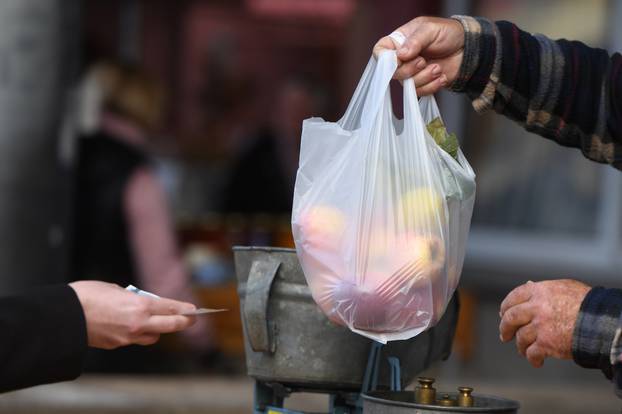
448, 15, 622, 395
449, 15, 622, 170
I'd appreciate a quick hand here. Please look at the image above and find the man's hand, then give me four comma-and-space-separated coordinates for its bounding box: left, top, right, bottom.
69, 281, 197, 350
373, 16, 465, 96
499, 279, 591, 368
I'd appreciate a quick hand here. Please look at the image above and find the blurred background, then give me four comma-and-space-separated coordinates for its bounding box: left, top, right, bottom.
0, 0, 621, 412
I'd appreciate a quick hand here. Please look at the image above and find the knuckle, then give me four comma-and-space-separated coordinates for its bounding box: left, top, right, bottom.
517, 330, 533, 349
408, 37, 421, 50
505, 309, 516, 323
530, 316, 541, 330
534, 302, 548, 317
158, 317, 179, 333
516, 336, 526, 349
498, 319, 508, 333
126, 318, 144, 336
534, 283, 547, 295
517, 344, 525, 357
413, 16, 429, 26
173, 317, 187, 331
102, 340, 116, 350
418, 68, 432, 81
164, 319, 178, 332
145, 335, 159, 345
115, 335, 132, 348
515, 329, 524, 343
395, 70, 408, 81
134, 297, 151, 314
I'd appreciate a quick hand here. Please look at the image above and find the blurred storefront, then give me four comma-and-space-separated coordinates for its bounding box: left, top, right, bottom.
82, 0, 440, 363
80, 0, 622, 377
1, 0, 620, 412
0, 0, 622, 412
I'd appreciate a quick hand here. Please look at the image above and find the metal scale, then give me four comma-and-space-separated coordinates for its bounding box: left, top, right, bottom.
253, 342, 398, 414
233, 247, 519, 414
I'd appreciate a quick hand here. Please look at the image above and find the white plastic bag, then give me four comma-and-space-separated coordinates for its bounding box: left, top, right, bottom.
292, 48, 476, 343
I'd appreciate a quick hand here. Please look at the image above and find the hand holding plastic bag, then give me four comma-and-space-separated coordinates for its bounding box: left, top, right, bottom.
292, 43, 475, 343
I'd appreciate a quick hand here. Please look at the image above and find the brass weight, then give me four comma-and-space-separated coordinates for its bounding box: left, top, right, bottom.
438, 394, 457, 407
458, 386, 474, 407
415, 377, 436, 405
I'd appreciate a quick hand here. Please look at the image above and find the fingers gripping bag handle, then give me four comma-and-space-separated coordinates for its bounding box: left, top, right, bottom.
337, 31, 408, 132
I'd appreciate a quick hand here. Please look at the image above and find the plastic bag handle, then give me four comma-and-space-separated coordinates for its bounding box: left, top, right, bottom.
389, 30, 430, 144
352, 30, 426, 132
357, 51, 398, 132
338, 29, 428, 142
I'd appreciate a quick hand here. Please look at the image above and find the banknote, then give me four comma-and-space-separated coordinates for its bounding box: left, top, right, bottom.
126, 285, 228, 315
181, 308, 228, 316
126, 284, 160, 298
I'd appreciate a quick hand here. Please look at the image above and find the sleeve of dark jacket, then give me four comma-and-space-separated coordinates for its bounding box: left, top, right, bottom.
0, 285, 87, 393
450, 15, 622, 170
447, 15, 622, 395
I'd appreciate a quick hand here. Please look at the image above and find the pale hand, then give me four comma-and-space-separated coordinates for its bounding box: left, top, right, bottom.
373, 16, 465, 96
69, 281, 197, 350
499, 279, 591, 367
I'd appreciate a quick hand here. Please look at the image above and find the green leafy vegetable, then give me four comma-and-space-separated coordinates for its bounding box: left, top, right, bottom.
426, 117, 459, 160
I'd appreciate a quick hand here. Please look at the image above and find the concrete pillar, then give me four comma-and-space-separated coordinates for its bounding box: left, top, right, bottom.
0, 0, 79, 292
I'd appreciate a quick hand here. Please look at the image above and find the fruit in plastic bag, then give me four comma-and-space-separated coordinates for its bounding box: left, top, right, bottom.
426, 117, 459, 160
292, 50, 476, 342
310, 227, 446, 333
398, 187, 444, 229
299, 205, 346, 252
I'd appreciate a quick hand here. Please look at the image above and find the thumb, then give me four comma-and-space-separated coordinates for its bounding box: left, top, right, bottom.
373, 36, 398, 59
396, 25, 437, 62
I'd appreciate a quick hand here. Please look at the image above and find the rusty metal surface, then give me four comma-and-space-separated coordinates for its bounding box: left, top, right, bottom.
243, 260, 280, 353
233, 246, 459, 391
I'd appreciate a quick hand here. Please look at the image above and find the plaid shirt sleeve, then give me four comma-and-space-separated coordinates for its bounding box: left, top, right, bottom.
572, 287, 622, 396
449, 15, 622, 170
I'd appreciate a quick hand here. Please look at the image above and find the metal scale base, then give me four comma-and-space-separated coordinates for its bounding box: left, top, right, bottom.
252, 342, 401, 414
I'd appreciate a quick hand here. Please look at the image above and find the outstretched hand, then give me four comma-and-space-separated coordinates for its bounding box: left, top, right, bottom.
499, 279, 591, 367
69, 281, 197, 350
